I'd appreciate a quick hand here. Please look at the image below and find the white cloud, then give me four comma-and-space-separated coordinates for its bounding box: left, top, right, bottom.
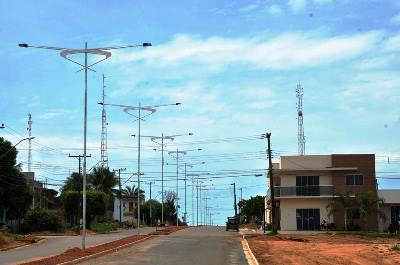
390, 12, 400, 25
288, 0, 307, 12
111, 31, 382, 70
240, 4, 259, 13
266, 5, 283, 15
383, 33, 400, 51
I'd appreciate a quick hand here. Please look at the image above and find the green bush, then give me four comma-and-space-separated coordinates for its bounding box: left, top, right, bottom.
391, 244, 400, 251
23, 207, 64, 232
90, 222, 118, 233
0, 233, 5, 246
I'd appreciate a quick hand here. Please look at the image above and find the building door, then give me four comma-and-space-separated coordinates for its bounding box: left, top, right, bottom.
391, 206, 400, 224
296, 209, 320, 230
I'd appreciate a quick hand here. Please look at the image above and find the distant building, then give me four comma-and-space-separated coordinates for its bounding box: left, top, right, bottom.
267, 154, 379, 231
113, 194, 145, 222
23, 172, 58, 209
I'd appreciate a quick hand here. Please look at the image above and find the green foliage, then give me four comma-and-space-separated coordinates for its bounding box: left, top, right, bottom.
391, 244, 400, 251
122, 184, 145, 200
327, 191, 386, 231
0, 233, 5, 246
88, 167, 117, 195
333, 231, 400, 239
62, 172, 82, 192
238, 195, 265, 224
141, 199, 162, 225
90, 222, 119, 233
61, 190, 109, 226
0, 137, 33, 223
23, 207, 64, 232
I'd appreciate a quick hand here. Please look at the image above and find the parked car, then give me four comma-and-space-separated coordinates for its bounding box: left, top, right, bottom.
226, 217, 239, 231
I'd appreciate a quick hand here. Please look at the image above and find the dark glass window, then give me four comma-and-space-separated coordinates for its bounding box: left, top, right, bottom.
296, 209, 320, 230
296, 176, 320, 196
346, 175, 364, 185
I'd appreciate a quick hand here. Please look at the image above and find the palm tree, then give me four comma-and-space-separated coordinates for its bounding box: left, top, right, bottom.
62, 172, 82, 191
326, 191, 358, 230
357, 191, 386, 229
88, 167, 117, 195
122, 184, 145, 200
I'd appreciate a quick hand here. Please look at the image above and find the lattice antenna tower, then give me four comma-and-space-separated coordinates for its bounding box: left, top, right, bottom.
296, 83, 305, 155
100, 74, 108, 167
27, 113, 32, 171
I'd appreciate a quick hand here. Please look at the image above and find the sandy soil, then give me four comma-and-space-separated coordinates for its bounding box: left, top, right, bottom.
247, 233, 400, 265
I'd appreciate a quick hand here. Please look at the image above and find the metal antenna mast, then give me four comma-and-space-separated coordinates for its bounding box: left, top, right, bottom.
27, 113, 32, 171
296, 83, 305, 155
100, 74, 108, 167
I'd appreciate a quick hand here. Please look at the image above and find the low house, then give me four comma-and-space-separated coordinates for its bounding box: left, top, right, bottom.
113, 194, 145, 222
378, 189, 400, 232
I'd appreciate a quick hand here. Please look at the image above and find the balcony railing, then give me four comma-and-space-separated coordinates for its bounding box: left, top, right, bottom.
274, 185, 335, 197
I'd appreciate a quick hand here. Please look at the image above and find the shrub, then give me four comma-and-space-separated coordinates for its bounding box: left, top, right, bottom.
0, 233, 5, 246
23, 207, 64, 232
391, 244, 400, 251
90, 222, 118, 233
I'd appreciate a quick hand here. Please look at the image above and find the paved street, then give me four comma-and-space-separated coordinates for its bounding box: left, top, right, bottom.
79, 226, 248, 265
0, 227, 156, 265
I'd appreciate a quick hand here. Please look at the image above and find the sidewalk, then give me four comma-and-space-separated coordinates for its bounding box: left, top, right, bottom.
0, 227, 156, 265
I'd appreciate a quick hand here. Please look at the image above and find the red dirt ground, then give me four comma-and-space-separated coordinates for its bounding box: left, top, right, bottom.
18, 226, 187, 265
246, 233, 400, 265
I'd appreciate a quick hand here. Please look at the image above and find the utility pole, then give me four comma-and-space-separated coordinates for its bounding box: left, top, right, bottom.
266, 133, 276, 233
100, 74, 108, 167
69, 153, 91, 234
232, 183, 238, 218
204, 197, 208, 226
149, 181, 153, 225
184, 163, 187, 224
27, 113, 32, 172
197, 181, 200, 226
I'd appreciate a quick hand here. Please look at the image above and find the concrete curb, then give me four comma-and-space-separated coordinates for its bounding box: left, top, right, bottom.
58, 235, 154, 265
240, 233, 260, 265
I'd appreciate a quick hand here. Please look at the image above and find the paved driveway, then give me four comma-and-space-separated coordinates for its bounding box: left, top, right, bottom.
79, 226, 248, 265
1, 227, 156, 265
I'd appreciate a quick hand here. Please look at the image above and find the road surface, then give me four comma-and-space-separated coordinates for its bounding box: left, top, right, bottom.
0, 227, 156, 265
79, 226, 248, 265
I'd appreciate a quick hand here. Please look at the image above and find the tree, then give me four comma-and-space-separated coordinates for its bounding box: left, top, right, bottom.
238, 195, 264, 224
141, 199, 162, 225
326, 191, 358, 230
88, 167, 117, 195
163, 191, 178, 224
0, 137, 33, 223
62, 172, 82, 192
356, 191, 386, 229
62, 190, 109, 226
122, 184, 145, 200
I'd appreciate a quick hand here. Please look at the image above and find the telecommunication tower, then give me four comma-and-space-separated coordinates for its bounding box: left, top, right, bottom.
27, 113, 33, 171
100, 74, 108, 167
296, 83, 305, 155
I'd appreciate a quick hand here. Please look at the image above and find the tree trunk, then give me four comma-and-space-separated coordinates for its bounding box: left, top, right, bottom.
1, 208, 8, 223
344, 211, 348, 231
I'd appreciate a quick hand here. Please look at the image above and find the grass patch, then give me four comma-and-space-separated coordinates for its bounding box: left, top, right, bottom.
266, 230, 278, 236
391, 244, 400, 251
90, 222, 119, 233
332, 231, 400, 239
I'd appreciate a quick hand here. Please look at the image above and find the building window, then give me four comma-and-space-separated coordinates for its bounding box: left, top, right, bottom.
346, 175, 363, 185
391, 206, 400, 224
296, 176, 320, 196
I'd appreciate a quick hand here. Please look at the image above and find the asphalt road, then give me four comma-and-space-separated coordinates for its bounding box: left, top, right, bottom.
79, 226, 248, 265
0, 227, 156, 265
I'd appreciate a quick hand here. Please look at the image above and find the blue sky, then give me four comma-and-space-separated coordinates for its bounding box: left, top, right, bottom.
1, 0, 400, 225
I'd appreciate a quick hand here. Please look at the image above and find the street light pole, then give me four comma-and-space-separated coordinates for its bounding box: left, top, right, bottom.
0, 136, 35, 160
19, 41, 151, 250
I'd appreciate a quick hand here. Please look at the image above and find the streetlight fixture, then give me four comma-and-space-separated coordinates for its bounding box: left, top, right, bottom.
19, 41, 151, 250
168, 148, 201, 226
0, 123, 4, 129
103, 102, 180, 235
140, 133, 192, 224
0, 137, 35, 160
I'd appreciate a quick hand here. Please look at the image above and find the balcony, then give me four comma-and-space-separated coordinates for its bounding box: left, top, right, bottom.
274, 185, 335, 197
